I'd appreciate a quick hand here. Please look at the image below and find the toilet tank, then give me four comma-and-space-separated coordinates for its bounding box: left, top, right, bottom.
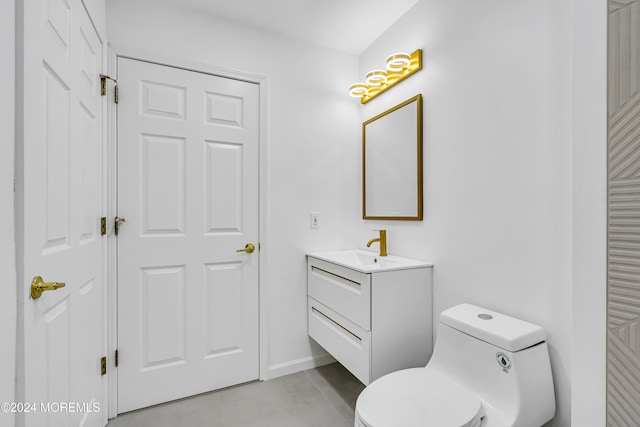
428, 304, 555, 427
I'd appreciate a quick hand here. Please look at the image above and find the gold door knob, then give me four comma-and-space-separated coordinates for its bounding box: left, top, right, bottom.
236, 243, 256, 254
115, 216, 126, 236
31, 276, 66, 300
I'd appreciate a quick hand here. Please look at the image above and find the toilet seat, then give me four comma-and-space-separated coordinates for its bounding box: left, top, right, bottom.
355, 368, 484, 427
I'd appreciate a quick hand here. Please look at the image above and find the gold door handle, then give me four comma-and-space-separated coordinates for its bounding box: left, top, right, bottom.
236, 243, 256, 254
31, 276, 66, 300
115, 216, 126, 236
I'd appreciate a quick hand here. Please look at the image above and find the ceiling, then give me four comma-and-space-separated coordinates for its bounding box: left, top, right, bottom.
152, 0, 420, 54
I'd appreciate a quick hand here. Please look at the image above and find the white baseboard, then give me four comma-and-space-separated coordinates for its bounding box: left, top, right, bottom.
267, 353, 337, 380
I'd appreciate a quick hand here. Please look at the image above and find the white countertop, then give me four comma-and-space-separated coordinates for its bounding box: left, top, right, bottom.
307, 249, 433, 273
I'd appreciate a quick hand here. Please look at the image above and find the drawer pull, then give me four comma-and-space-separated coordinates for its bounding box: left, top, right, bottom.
311, 307, 362, 342
311, 266, 361, 287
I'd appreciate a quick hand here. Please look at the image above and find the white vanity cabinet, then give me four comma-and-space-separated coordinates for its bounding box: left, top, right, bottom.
307, 251, 433, 385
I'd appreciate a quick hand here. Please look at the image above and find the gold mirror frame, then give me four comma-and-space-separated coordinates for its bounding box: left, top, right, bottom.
362, 94, 423, 220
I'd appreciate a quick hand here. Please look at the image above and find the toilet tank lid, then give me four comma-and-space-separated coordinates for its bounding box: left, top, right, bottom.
439, 304, 546, 352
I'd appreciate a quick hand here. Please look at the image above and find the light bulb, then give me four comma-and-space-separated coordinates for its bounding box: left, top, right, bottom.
349, 83, 369, 98
365, 70, 388, 87
386, 52, 411, 72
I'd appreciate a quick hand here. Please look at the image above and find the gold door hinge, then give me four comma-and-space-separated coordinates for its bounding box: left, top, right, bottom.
100, 74, 119, 104
115, 350, 119, 367
101, 356, 107, 376
100, 217, 107, 236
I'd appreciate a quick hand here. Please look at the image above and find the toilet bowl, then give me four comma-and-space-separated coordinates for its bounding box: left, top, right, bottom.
354, 304, 555, 427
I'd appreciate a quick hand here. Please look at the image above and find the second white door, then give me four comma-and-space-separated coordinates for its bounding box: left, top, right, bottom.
116, 58, 260, 412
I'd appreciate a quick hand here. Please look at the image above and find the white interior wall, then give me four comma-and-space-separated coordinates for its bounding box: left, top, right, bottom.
356, 1, 574, 425
1, 0, 17, 423
571, 0, 607, 424
106, 0, 361, 376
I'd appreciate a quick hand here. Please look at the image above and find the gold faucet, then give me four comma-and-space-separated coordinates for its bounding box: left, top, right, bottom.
366, 230, 387, 257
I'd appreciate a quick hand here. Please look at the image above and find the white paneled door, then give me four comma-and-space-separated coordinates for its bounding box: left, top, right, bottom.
116, 58, 260, 412
19, 0, 106, 426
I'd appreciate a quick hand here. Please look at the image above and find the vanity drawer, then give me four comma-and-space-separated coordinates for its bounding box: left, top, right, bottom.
308, 297, 371, 385
307, 257, 371, 330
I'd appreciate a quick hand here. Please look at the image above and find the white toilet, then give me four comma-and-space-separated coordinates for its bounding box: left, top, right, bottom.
354, 304, 555, 427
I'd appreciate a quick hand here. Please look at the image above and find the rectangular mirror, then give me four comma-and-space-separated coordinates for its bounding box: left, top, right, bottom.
363, 94, 423, 220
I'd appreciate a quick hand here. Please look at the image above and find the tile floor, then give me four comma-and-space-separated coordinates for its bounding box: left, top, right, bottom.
107, 363, 365, 427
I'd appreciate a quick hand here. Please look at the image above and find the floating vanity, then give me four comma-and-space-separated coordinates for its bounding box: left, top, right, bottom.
307, 249, 433, 385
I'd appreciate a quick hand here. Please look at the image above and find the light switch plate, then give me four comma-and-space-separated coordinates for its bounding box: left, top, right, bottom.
310, 212, 320, 229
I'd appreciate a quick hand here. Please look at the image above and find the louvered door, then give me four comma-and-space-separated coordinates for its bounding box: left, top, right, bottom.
608, 1, 640, 424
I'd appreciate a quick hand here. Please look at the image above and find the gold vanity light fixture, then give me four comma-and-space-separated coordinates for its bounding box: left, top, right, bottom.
349, 49, 422, 104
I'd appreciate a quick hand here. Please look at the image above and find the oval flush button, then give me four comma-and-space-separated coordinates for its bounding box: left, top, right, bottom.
478, 313, 493, 320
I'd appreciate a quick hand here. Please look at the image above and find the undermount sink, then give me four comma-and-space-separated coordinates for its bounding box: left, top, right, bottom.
307, 249, 432, 273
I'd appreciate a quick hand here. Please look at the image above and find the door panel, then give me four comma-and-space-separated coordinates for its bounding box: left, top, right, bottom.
205, 262, 245, 357
141, 134, 187, 234
20, 0, 105, 426
141, 265, 187, 370
206, 142, 244, 232
117, 58, 260, 413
